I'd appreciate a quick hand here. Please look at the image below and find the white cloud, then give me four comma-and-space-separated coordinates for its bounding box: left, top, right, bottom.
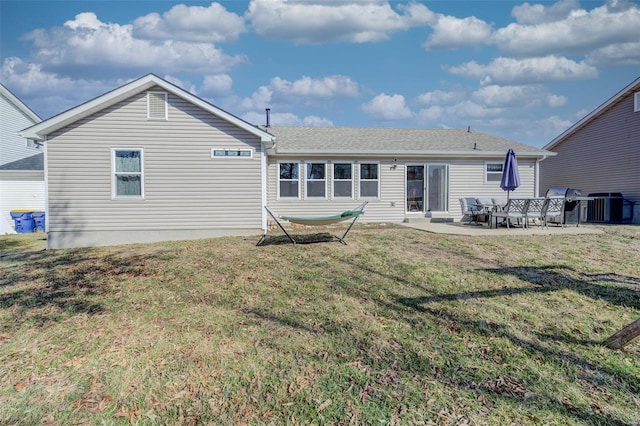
202, 74, 233, 95
511, 0, 579, 25
24, 12, 246, 74
270, 75, 359, 98
240, 85, 273, 110
238, 75, 360, 111
446, 56, 598, 85
473, 84, 567, 108
132, 2, 246, 43
418, 101, 504, 127
1, 57, 121, 118
423, 15, 492, 50
417, 89, 466, 105
241, 111, 334, 127
246, 0, 434, 43
494, 1, 640, 57
162, 75, 198, 95
586, 41, 640, 66
361, 93, 413, 120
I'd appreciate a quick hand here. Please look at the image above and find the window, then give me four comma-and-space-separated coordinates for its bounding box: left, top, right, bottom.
306, 162, 327, 198
278, 162, 299, 198
333, 163, 353, 198
113, 149, 143, 198
147, 91, 168, 120
485, 162, 503, 183
635, 92, 640, 112
359, 163, 379, 198
212, 148, 253, 158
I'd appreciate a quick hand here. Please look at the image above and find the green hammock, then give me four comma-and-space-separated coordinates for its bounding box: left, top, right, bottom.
257, 202, 368, 246
280, 209, 362, 226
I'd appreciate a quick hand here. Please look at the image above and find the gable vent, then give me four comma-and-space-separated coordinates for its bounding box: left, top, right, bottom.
147, 91, 168, 120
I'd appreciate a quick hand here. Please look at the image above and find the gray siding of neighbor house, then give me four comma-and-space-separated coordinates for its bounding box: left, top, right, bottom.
540, 90, 640, 222
266, 157, 537, 222
46, 87, 264, 249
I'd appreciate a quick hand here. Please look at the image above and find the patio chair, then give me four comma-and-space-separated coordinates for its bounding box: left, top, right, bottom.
492, 197, 508, 210
525, 198, 547, 227
459, 197, 482, 224
541, 197, 565, 228
257, 202, 368, 246
491, 198, 529, 229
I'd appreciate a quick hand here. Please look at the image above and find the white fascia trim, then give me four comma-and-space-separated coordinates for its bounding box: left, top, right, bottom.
270, 150, 556, 159
260, 147, 268, 231
0, 83, 41, 123
21, 74, 275, 144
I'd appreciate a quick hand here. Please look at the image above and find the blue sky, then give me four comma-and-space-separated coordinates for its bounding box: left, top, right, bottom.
1, 0, 639, 147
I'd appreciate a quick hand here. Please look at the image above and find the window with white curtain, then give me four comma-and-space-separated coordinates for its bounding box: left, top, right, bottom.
113, 149, 143, 198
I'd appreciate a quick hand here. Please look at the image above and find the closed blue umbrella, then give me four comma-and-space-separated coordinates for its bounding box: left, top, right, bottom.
500, 148, 520, 200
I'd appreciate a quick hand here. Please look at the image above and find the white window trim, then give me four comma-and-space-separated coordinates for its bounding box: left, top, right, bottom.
484, 161, 503, 184
331, 162, 354, 200
358, 161, 380, 200
634, 92, 640, 112
211, 148, 253, 159
111, 148, 144, 199
304, 161, 328, 199
147, 91, 168, 120
277, 161, 300, 200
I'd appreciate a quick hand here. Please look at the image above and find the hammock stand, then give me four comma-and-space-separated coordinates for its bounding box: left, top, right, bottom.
257, 202, 368, 246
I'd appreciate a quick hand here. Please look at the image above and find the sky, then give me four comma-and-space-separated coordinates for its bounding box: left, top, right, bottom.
1, 0, 639, 148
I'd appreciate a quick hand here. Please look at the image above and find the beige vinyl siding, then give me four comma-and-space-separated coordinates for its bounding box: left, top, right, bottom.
46, 88, 263, 237
267, 158, 405, 223
267, 157, 537, 222
449, 159, 537, 218
541, 93, 640, 209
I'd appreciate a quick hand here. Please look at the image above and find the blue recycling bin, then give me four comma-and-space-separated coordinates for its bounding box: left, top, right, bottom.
32, 211, 46, 232
10, 211, 35, 233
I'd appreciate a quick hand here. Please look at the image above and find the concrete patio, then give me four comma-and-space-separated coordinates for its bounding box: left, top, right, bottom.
400, 219, 603, 236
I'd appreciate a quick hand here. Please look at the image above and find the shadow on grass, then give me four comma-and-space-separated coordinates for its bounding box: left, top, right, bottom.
257, 232, 338, 246
312, 250, 639, 424
0, 248, 173, 326
483, 265, 640, 310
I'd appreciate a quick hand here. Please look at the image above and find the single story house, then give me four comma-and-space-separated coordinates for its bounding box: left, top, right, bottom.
540, 76, 640, 224
21, 74, 554, 249
0, 83, 44, 234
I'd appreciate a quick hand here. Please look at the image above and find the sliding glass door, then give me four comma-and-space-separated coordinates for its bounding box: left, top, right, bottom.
406, 164, 449, 213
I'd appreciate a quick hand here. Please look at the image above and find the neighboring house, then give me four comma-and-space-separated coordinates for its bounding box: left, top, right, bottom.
540, 76, 640, 224
0, 83, 44, 234
22, 74, 553, 249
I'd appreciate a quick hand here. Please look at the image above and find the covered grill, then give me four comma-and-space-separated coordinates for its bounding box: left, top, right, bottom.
545, 187, 585, 225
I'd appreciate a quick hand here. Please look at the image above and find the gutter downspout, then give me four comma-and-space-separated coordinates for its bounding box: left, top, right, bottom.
43, 135, 49, 240
260, 137, 276, 231
535, 155, 546, 198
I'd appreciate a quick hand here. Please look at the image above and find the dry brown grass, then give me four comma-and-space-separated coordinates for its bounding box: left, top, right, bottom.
1, 224, 639, 424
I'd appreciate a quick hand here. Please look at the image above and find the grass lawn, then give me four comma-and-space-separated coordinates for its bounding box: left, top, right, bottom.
1, 225, 639, 425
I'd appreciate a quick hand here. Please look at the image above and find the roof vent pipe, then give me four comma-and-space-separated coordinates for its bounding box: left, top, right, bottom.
265, 108, 271, 128
467, 126, 471, 132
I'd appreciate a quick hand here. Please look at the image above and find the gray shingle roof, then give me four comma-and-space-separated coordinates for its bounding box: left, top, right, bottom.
266, 126, 551, 158
0, 153, 44, 171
